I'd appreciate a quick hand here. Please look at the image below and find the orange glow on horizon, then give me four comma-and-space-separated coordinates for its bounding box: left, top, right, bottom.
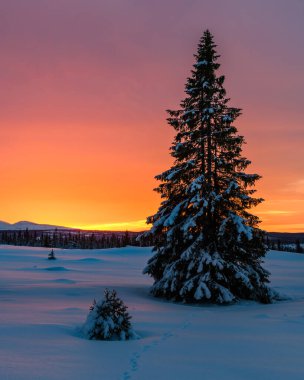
73, 219, 149, 232
0, 118, 303, 233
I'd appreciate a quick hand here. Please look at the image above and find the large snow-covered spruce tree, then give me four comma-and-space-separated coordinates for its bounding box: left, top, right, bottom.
141, 30, 274, 304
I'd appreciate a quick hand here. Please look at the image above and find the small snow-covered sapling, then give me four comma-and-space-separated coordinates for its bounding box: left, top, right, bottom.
48, 249, 56, 260
83, 289, 136, 340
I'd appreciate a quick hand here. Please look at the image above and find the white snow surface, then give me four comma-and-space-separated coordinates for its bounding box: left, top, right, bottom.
1, 245, 304, 380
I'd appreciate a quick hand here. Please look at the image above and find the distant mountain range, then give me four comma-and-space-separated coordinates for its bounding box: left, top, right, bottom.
0, 221, 71, 231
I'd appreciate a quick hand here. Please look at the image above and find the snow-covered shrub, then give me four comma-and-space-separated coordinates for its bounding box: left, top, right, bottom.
83, 289, 135, 340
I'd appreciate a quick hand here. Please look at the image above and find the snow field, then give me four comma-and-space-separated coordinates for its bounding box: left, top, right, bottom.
0, 246, 304, 380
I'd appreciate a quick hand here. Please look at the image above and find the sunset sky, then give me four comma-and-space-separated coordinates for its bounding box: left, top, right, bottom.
1, 0, 303, 232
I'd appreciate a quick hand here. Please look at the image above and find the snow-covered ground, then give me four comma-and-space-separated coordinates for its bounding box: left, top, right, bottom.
0, 245, 303, 380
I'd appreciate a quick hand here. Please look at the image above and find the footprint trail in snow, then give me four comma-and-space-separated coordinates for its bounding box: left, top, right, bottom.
121, 317, 192, 380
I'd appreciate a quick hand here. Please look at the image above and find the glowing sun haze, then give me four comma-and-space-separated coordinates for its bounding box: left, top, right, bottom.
1, 0, 303, 232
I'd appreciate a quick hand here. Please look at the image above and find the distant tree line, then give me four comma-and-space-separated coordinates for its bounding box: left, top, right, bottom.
0, 229, 302, 253
265, 235, 303, 253
0, 229, 155, 249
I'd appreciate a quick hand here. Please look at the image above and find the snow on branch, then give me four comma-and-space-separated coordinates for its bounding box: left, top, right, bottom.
194, 60, 208, 67
186, 175, 205, 194
219, 213, 253, 241
164, 201, 186, 227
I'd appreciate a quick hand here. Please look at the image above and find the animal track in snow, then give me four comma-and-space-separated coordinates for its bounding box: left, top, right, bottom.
120, 317, 192, 379
121, 351, 141, 380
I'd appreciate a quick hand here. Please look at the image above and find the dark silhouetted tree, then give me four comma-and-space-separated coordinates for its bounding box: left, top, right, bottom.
295, 240, 303, 253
